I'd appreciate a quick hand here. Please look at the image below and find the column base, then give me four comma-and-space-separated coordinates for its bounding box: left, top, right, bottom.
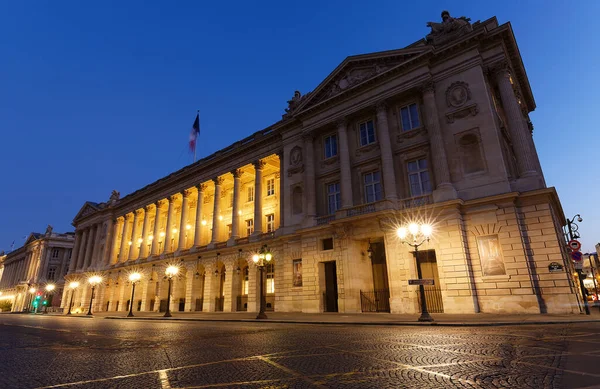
226, 237, 239, 247
433, 183, 457, 202
510, 173, 545, 192
207, 242, 217, 249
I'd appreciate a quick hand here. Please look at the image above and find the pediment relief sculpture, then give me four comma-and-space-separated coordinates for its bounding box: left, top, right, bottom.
426, 11, 472, 46
287, 145, 305, 177
446, 81, 471, 108
282, 90, 309, 118
325, 64, 390, 100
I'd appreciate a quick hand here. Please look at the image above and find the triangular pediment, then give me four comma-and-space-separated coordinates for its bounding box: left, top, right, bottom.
290, 47, 429, 115
24, 233, 40, 245
73, 202, 101, 223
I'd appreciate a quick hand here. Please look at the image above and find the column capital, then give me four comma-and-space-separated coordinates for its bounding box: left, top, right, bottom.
155, 199, 167, 209
213, 176, 225, 186
301, 132, 314, 143
489, 60, 511, 80
196, 183, 207, 192
135, 209, 144, 216
231, 169, 243, 179
123, 212, 133, 221
169, 194, 178, 203
375, 100, 388, 113
253, 160, 267, 171
335, 117, 348, 128
421, 80, 435, 94
181, 189, 191, 198
144, 204, 153, 212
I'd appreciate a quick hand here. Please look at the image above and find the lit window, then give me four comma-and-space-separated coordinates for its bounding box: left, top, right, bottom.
266, 263, 275, 294
327, 182, 341, 215
266, 178, 275, 196
247, 186, 254, 202
47, 267, 56, 281
242, 267, 249, 295
324, 134, 338, 159
51, 249, 60, 259
227, 224, 232, 239
364, 171, 382, 203
246, 219, 254, 236
266, 214, 275, 233
408, 159, 432, 196
359, 120, 376, 146
400, 103, 420, 131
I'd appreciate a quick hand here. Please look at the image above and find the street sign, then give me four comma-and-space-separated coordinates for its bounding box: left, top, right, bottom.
568, 240, 582, 251
571, 251, 583, 262
548, 262, 563, 272
408, 279, 434, 286
574, 261, 583, 270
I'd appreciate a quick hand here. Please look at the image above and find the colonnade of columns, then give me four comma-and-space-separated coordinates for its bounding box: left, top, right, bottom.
69, 218, 113, 273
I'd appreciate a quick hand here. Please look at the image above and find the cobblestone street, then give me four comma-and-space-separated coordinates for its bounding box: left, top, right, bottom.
1, 315, 599, 389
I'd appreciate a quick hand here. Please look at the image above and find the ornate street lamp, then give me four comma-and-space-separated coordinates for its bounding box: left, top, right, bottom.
397, 222, 434, 322
164, 265, 179, 318
43, 284, 56, 314
66, 281, 79, 315
127, 273, 142, 317
86, 275, 103, 316
252, 245, 273, 320
565, 214, 590, 315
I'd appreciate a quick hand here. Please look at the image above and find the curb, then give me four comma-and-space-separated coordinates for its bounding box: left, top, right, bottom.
102, 316, 600, 327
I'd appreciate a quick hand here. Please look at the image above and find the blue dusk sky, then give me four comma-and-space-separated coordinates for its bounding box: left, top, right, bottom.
1, 1, 598, 252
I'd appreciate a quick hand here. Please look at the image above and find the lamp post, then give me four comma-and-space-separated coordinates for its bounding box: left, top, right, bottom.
86, 275, 102, 316
397, 222, 434, 322
164, 266, 179, 318
127, 272, 141, 317
565, 214, 590, 315
43, 284, 56, 314
66, 281, 79, 315
252, 245, 272, 320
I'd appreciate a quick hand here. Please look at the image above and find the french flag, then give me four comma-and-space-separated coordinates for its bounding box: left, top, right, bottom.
189, 113, 200, 153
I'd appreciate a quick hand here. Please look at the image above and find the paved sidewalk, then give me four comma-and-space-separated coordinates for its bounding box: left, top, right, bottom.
54, 309, 600, 326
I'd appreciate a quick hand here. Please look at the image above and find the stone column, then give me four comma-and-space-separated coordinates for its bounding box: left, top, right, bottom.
91, 223, 103, 267
75, 229, 88, 270
376, 103, 398, 200
252, 161, 265, 235
109, 218, 121, 265
302, 134, 316, 223
422, 81, 456, 201
128, 210, 141, 259
163, 195, 176, 253
178, 190, 191, 251
117, 283, 126, 311
229, 170, 242, 245
278, 152, 285, 229
184, 266, 195, 312
107, 284, 116, 311
102, 218, 114, 266
210, 177, 224, 245
202, 267, 216, 312
118, 214, 131, 262
194, 184, 206, 247
337, 119, 353, 208
151, 201, 164, 256
139, 280, 150, 311
494, 62, 538, 177
139, 206, 151, 258
83, 225, 96, 269
223, 262, 234, 312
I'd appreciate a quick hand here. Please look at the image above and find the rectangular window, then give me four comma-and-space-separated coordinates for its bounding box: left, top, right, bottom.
266, 263, 275, 294
324, 134, 338, 158
407, 159, 432, 197
363, 171, 383, 203
476, 235, 506, 276
246, 219, 254, 236
247, 186, 254, 202
359, 120, 376, 146
400, 103, 420, 131
293, 259, 302, 287
47, 267, 56, 281
227, 224, 232, 239
322, 238, 334, 251
51, 248, 60, 258
266, 214, 275, 233
327, 182, 341, 215
266, 178, 275, 196
243, 267, 249, 295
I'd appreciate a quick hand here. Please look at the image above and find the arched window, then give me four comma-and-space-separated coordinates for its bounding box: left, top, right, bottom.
459, 134, 485, 174
242, 266, 249, 295
266, 263, 275, 294
292, 186, 303, 215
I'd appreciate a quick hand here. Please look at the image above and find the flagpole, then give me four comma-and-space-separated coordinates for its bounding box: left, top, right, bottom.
194, 110, 199, 163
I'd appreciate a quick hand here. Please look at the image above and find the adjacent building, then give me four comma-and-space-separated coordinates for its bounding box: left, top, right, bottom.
63, 12, 581, 316
0, 226, 74, 312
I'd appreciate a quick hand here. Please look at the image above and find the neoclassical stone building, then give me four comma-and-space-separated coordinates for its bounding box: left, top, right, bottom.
63, 12, 580, 316
0, 226, 74, 312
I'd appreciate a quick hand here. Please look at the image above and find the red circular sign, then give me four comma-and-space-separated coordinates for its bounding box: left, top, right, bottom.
568, 240, 581, 251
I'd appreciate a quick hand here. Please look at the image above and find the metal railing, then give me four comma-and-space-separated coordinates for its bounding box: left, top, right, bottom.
416, 286, 444, 313
316, 215, 336, 226
360, 290, 391, 312
401, 194, 433, 209
346, 203, 377, 217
